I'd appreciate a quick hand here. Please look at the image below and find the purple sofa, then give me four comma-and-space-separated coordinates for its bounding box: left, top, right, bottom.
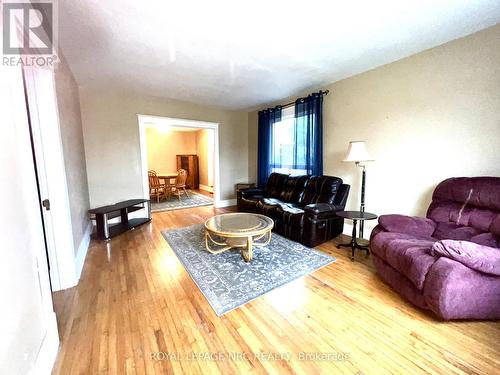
370, 177, 500, 320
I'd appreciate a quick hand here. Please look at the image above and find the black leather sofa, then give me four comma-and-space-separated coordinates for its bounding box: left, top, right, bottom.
238, 173, 350, 247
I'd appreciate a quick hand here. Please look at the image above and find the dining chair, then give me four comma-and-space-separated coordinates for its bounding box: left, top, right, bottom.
170, 169, 189, 200
148, 170, 166, 203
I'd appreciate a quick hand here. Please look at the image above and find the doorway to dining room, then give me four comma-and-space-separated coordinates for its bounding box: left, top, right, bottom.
137, 115, 220, 212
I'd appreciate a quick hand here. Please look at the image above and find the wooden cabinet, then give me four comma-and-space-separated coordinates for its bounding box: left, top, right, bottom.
176, 154, 199, 189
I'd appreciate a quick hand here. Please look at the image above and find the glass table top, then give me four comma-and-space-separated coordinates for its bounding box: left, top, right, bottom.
205, 213, 273, 234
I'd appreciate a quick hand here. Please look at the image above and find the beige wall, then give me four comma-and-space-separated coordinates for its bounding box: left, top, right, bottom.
195, 129, 213, 187
147, 127, 215, 189
54, 54, 90, 252
80, 91, 248, 207
146, 128, 196, 173
248, 24, 500, 236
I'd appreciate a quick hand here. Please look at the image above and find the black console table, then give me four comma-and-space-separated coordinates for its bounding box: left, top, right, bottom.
88, 199, 151, 240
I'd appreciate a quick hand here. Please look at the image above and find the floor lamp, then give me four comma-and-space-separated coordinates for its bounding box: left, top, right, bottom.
343, 141, 374, 238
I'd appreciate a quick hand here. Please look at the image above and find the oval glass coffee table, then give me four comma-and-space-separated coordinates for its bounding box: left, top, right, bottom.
204, 213, 274, 262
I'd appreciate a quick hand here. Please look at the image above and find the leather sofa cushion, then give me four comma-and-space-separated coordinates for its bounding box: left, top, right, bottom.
276, 204, 305, 227
256, 198, 305, 226
299, 176, 342, 206
256, 198, 280, 218
259, 198, 282, 206
239, 196, 261, 212
279, 175, 308, 204
265, 173, 288, 199
241, 194, 262, 201
304, 203, 343, 219
371, 231, 436, 290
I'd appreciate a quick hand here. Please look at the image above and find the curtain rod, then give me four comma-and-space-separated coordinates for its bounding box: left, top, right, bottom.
279, 89, 330, 109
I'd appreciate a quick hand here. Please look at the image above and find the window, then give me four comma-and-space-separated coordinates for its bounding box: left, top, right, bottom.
270, 106, 308, 175
257, 92, 323, 187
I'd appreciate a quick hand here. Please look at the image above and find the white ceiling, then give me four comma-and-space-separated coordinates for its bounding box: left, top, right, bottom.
59, 0, 500, 110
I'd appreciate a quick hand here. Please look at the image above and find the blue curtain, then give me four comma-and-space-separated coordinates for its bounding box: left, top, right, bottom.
294, 92, 324, 176
257, 106, 282, 187
257, 91, 324, 185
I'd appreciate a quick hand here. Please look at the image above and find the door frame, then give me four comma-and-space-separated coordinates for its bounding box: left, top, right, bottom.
137, 114, 221, 206
23, 67, 78, 291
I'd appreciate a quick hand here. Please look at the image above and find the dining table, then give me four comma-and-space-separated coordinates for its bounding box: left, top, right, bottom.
157, 172, 178, 186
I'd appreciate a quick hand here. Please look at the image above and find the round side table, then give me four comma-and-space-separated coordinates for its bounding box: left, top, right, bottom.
336, 211, 378, 261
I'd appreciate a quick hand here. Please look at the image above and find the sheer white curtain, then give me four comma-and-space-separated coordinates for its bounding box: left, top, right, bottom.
270, 106, 307, 175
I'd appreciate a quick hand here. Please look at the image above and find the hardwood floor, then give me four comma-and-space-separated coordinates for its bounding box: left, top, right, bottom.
194, 188, 214, 198
52, 206, 500, 375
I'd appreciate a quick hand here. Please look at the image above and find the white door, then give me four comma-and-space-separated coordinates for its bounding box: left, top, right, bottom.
23, 67, 77, 291
0, 66, 59, 374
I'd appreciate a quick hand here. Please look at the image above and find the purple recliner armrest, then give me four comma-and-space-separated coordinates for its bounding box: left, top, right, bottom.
378, 214, 436, 237
431, 240, 500, 276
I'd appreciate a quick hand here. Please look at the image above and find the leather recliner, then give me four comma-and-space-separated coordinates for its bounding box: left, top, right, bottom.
238, 173, 350, 247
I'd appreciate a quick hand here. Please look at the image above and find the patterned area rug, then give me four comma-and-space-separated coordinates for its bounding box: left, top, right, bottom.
162, 224, 335, 316
151, 191, 213, 212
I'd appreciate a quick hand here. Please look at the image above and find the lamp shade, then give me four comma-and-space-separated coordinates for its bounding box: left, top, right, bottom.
343, 141, 373, 162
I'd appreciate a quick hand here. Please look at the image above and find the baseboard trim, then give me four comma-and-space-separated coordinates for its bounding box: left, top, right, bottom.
216, 198, 237, 208
199, 184, 214, 193
31, 312, 59, 375
75, 221, 92, 280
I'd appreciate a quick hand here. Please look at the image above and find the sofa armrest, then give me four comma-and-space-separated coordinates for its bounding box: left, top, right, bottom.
332, 184, 350, 210
431, 240, 500, 276
304, 203, 344, 220
378, 214, 436, 237
240, 187, 264, 198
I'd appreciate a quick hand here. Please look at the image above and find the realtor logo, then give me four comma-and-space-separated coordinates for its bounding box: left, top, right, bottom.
2, 0, 58, 67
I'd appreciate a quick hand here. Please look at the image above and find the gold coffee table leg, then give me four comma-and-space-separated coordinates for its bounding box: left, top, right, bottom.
205, 231, 232, 253
254, 230, 272, 246
241, 235, 253, 262
205, 229, 272, 263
